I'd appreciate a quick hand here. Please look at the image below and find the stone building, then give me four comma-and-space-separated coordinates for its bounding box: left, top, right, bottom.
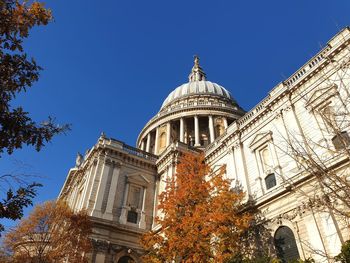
59, 28, 350, 262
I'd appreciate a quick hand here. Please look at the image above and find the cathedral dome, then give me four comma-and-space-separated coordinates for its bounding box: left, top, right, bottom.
161, 80, 235, 109
137, 56, 245, 155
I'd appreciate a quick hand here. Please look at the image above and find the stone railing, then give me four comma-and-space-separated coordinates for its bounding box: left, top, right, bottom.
161, 99, 236, 117
285, 45, 331, 87
122, 144, 158, 161
106, 138, 158, 161
237, 94, 271, 128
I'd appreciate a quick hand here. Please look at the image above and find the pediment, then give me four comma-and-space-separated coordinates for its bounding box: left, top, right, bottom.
305, 84, 338, 110
127, 173, 150, 187
249, 131, 273, 151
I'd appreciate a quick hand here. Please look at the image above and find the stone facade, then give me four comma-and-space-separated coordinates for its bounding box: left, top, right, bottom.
59, 28, 350, 262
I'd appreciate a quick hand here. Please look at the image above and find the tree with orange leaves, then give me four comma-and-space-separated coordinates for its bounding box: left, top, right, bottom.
3, 200, 92, 263
141, 153, 253, 263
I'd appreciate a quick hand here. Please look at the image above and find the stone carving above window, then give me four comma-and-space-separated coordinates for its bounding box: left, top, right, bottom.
126, 173, 150, 188
249, 131, 273, 151
305, 84, 338, 111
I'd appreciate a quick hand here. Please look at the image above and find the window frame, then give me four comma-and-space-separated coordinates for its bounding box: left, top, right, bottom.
249, 131, 279, 193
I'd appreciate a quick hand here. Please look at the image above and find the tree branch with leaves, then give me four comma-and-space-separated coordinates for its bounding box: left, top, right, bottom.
0, 0, 70, 235
141, 153, 253, 263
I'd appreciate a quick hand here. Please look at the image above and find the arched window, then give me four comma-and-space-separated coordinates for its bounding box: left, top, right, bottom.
320, 105, 336, 128
265, 173, 276, 190
274, 226, 300, 262
118, 256, 135, 263
261, 147, 272, 171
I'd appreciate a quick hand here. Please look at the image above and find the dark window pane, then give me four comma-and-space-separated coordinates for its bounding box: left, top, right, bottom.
274, 226, 300, 262
265, 173, 276, 190
127, 210, 138, 224
332, 131, 350, 150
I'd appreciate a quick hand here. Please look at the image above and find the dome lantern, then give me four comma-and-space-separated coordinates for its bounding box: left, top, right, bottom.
188, 55, 206, 82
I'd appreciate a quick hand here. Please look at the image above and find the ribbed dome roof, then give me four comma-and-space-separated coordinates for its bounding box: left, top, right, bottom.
161, 56, 237, 109
161, 80, 234, 108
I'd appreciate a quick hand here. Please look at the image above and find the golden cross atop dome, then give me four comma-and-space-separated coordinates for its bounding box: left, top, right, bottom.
188, 55, 206, 82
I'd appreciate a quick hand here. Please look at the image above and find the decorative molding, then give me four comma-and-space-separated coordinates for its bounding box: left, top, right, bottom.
249, 131, 273, 151
305, 84, 338, 111
126, 173, 150, 187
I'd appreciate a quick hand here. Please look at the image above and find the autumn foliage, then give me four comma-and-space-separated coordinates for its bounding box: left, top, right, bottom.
3, 200, 92, 263
141, 153, 253, 263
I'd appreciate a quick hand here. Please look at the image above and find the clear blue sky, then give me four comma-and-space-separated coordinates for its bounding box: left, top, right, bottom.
2, 0, 350, 229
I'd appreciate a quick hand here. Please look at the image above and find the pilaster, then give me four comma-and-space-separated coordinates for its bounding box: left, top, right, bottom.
103, 162, 121, 220
92, 158, 112, 218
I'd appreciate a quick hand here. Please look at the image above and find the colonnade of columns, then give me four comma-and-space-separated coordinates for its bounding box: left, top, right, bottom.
140, 115, 229, 154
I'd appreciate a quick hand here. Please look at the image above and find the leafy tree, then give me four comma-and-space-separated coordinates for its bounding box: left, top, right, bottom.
141, 153, 253, 263
0, 182, 41, 233
3, 200, 92, 263
0, 0, 69, 234
227, 252, 280, 263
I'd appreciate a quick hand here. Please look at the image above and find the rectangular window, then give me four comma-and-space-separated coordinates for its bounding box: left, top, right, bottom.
127, 210, 138, 224
265, 173, 277, 190
332, 131, 350, 150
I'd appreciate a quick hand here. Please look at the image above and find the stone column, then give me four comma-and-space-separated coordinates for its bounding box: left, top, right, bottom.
194, 116, 200, 146
179, 118, 184, 142
208, 115, 215, 143
166, 122, 171, 146
146, 133, 151, 152
184, 119, 188, 144
154, 127, 159, 154
223, 117, 228, 128
92, 159, 111, 217
140, 140, 145, 151
103, 162, 121, 220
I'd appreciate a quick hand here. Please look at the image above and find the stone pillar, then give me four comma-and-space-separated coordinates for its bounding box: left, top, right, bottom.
80, 162, 95, 210
146, 133, 151, 152
87, 158, 102, 210
166, 122, 171, 146
223, 117, 228, 128
103, 162, 121, 220
179, 118, 184, 142
140, 140, 145, 151
152, 178, 160, 229
194, 116, 200, 146
119, 183, 130, 224
154, 127, 159, 154
208, 115, 215, 143
92, 159, 111, 217
139, 187, 147, 229
184, 119, 188, 144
